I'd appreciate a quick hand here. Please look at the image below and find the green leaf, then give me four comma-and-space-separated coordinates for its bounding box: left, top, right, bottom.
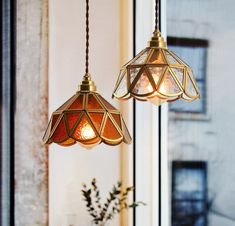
82, 179, 146, 222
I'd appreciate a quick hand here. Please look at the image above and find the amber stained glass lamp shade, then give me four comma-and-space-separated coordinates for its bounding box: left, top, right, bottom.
43, 79, 131, 148
112, 1, 200, 106
43, 0, 131, 148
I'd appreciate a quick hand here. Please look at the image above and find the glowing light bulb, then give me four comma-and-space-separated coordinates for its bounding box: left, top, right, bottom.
146, 84, 163, 106
159, 80, 169, 93
152, 67, 162, 83
147, 83, 153, 92
146, 71, 170, 106
80, 122, 96, 140
72, 118, 100, 149
134, 69, 172, 106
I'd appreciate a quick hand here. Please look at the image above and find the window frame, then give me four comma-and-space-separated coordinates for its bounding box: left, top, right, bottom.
171, 161, 208, 226
1, 0, 16, 225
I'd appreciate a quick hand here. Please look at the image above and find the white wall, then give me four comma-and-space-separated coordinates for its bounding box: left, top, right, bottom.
49, 0, 129, 225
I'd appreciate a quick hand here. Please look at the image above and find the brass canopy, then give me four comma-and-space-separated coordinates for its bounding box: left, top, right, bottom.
79, 73, 97, 92
148, 29, 167, 48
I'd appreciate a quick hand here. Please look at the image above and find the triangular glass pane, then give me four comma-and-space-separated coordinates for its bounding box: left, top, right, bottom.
164, 50, 181, 65
56, 94, 77, 111
121, 119, 132, 144
43, 118, 52, 142
158, 70, 181, 95
66, 112, 82, 131
188, 68, 198, 82
102, 116, 122, 140
51, 114, 60, 131
88, 112, 104, 132
60, 138, 76, 146
51, 117, 68, 142
73, 115, 96, 140
122, 49, 145, 67
114, 71, 128, 97
87, 94, 103, 109
171, 50, 190, 67
97, 94, 116, 110
132, 49, 150, 65
171, 67, 184, 85
188, 69, 200, 95
148, 49, 166, 64
130, 67, 141, 83
68, 94, 84, 110
185, 73, 198, 97
114, 69, 126, 88
111, 113, 122, 129
148, 95, 166, 106
148, 66, 166, 85
182, 93, 193, 101
132, 70, 153, 95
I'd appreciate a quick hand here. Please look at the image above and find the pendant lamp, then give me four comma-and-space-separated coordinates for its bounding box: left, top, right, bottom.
43, 0, 131, 148
112, 0, 200, 106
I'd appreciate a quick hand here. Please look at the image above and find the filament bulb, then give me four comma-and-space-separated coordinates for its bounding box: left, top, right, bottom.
80, 122, 96, 140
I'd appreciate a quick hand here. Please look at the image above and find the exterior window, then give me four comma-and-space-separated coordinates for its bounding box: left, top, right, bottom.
172, 161, 207, 226
167, 37, 208, 114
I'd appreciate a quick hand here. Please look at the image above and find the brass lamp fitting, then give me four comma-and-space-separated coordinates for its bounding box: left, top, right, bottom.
79, 73, 97, 92
148, 29, 167, 48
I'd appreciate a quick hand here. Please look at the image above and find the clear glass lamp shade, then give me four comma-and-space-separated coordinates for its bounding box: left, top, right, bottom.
112, 47, 200, 105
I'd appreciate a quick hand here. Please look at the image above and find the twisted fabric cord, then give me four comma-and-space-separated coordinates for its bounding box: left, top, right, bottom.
85, 0, 89, 73
155, 0, 159, 30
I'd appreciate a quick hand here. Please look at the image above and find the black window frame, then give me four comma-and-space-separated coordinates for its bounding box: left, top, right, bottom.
167, 37, 209, 114
1, 0, 16, 225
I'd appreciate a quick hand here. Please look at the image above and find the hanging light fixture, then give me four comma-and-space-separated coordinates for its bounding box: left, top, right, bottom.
112, 0, 200, 106
43, 0, 131, 148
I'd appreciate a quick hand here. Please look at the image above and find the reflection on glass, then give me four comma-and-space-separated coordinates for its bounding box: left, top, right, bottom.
172, 162, 207, 226
167, 0, 235, 226
168, 38, 208, 113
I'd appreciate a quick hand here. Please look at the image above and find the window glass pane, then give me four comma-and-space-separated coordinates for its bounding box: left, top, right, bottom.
167, 1, 235, 226
169, 45, 207, 80
168, 39, 207, 113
